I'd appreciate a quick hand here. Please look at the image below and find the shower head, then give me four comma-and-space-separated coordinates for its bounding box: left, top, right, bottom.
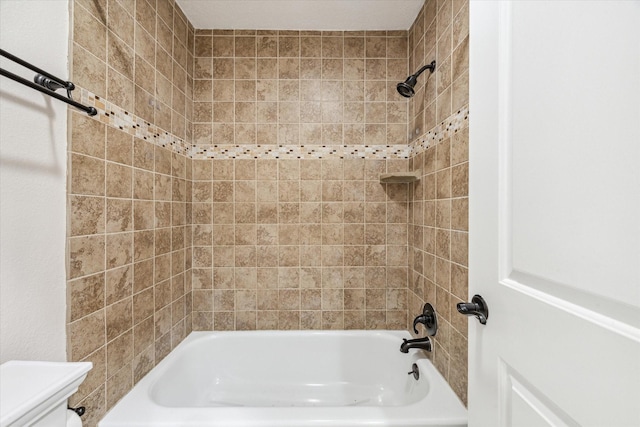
397, 75, 418, 98
396, 60, 436, 98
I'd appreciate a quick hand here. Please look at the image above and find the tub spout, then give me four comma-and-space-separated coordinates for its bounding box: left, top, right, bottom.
400, 337, 432, 353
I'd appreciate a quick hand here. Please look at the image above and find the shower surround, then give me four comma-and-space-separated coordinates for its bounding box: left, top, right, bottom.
65, 0, 468, 425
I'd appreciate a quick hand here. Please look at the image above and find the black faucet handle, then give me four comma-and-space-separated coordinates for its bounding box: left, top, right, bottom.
412, 303, 438, 336
412, 315, 426, 334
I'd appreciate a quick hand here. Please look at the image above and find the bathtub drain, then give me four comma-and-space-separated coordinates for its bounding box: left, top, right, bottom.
407, 363, 420, 380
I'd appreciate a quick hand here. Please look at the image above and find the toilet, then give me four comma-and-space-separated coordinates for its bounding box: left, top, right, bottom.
0, 361, 92, 426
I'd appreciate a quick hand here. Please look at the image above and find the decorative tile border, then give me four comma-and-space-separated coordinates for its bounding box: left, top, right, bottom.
190, 144, 412, 159
78, 88, 191, 156
410, 105, 469, 157
79, 87, 468, 160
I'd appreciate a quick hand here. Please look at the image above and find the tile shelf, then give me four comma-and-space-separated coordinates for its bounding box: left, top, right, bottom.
379, 171, 421, 183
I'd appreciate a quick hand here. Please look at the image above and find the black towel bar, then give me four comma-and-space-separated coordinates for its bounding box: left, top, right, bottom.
0, 48, 97, 116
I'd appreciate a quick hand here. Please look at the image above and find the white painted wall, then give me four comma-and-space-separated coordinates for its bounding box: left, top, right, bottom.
0, 0, 69, 363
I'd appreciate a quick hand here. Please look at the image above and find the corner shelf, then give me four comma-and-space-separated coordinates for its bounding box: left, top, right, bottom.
379, 171, 420, 184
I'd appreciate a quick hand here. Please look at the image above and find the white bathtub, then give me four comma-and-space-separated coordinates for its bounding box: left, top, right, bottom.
99, 330, 467, 427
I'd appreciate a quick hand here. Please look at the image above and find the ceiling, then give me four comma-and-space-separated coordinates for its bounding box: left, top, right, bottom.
175, 0, 425, 31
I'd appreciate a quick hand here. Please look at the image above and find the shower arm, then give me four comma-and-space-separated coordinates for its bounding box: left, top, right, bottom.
412, 60, 436, 79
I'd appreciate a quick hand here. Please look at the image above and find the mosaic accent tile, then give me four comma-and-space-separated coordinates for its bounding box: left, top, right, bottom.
79, 88, 191, 156
410, 105, 469, 157
190, 144, 412, 160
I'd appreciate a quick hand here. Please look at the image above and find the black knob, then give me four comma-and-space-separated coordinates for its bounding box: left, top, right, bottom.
456, 295, 489, 325
68, 406, 86, 417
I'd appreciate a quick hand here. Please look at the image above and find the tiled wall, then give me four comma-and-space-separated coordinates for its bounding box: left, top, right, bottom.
407, 0, 469, 404
408, 0, 468, 139
190, 157, 411, 330
67, 0, 195, 425
72, 0, 194, 141
189, 30, 414, 330
192, 30, 409, 146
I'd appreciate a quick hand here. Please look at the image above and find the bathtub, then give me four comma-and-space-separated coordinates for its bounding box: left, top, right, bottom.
99, 330, 467, 427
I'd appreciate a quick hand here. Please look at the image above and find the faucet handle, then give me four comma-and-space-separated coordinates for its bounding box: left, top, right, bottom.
412, 303, 438, 336
456, 295, 489, 325
412, 315, 425, 334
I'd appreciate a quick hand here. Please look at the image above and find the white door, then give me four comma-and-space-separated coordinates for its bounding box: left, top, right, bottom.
468, 1, 640, 426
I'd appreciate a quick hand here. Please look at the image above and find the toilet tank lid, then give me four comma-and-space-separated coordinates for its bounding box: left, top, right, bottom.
0, 361, 92, 426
